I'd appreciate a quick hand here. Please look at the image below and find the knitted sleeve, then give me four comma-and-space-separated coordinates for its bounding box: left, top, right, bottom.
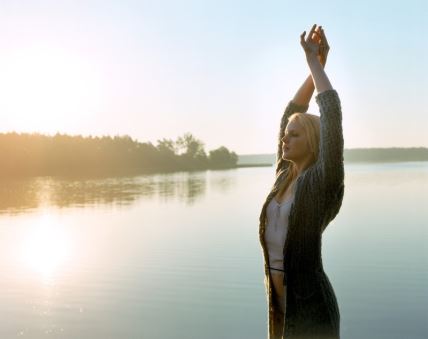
314, 89, 344, 188
275, 100, 309, 174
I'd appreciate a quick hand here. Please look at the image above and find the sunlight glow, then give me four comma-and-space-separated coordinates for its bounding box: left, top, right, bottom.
20, 213, 72, 282
1, 45, 103, 132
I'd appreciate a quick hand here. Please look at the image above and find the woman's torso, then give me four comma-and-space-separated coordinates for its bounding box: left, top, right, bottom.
274, 178, 296, 204
264, 180, 296, 272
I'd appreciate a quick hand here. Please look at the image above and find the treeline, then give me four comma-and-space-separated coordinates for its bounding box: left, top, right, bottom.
344, 147, 428, 162
238, 147, 428, 165
0, 132, 238, 177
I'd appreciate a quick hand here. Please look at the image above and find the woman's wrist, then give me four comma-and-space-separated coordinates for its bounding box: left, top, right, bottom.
306, 54, 321, 66
307, 59, 333, 93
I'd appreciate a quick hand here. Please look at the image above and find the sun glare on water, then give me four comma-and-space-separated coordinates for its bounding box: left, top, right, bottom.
20, 213, 73, 283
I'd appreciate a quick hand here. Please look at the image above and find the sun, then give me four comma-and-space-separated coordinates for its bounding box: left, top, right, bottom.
1, 45, 103, 134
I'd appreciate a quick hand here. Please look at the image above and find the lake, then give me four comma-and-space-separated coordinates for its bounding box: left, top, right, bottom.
0, 162, 427, 338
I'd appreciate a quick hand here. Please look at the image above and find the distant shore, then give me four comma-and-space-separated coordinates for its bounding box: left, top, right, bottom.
238, 147, 428, 166
1, 131, 426, 178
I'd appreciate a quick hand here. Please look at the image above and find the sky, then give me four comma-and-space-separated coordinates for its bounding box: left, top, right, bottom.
1, 0, 427, 155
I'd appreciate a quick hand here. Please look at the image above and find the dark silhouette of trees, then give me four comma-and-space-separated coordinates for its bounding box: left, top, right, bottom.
175, 132, 208, 170
156, 138, 178, 156
0, 131, 239, 177
209, 146, 238, 168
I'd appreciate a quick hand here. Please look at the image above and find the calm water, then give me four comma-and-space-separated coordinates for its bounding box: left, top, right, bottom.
0, 162, 427, 338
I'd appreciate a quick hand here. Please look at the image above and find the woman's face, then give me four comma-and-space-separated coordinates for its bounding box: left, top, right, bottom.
281, 119, 311, 162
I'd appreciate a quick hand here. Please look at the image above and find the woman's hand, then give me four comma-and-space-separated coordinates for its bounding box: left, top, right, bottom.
300, 24, 329, 66
291, 24, 331, 105
317, 26, 330, 67
302, 24, 333, 93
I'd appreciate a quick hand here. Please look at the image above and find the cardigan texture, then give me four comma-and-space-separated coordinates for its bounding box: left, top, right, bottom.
259, 89, 345, 338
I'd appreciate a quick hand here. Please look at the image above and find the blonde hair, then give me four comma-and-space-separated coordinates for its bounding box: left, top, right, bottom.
280, 112, 321, 193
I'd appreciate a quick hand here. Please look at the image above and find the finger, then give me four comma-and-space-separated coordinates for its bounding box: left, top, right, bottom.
300, 31, 306, 45
320, 27, 329, 47
314, 26, 322, 40
312, 30, 321, 42
307, 24, 317, 42
300, 39, 309, 52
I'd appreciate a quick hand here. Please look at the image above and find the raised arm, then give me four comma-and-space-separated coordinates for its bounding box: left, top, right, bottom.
293, 25, 328, 106
314, 89, 344, 189
276, 26, 329, 175
301, 24, 344, 188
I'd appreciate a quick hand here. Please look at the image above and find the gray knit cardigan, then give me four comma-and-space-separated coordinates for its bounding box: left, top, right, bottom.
259, 89, 345, 338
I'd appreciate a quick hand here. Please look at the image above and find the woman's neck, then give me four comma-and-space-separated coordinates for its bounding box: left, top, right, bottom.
293, 156, 314, 176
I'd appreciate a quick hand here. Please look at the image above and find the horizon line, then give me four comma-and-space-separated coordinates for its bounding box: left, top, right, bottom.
238, 147, 428, 156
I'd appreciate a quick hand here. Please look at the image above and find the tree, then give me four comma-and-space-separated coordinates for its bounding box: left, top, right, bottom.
208, 146, 238, 168
156, 138, 178, 156
176, 132, 206, 159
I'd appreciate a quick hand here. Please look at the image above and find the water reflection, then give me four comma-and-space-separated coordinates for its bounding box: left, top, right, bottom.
20, 212, 72, 283
0, 170, 238, 214
0, 163, 426, 338
156, 173, 206, 204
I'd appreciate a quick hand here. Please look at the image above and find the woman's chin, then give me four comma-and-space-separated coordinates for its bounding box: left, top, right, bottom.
282, 153, 291, 161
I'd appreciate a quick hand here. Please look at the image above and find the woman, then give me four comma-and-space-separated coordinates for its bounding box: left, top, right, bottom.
259, 24, 344, 339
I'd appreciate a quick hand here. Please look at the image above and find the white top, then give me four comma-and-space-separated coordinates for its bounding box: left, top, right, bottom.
264, 192, 295, 271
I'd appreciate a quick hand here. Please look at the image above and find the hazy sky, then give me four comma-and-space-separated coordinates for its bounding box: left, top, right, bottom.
1, 0, 427, 154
